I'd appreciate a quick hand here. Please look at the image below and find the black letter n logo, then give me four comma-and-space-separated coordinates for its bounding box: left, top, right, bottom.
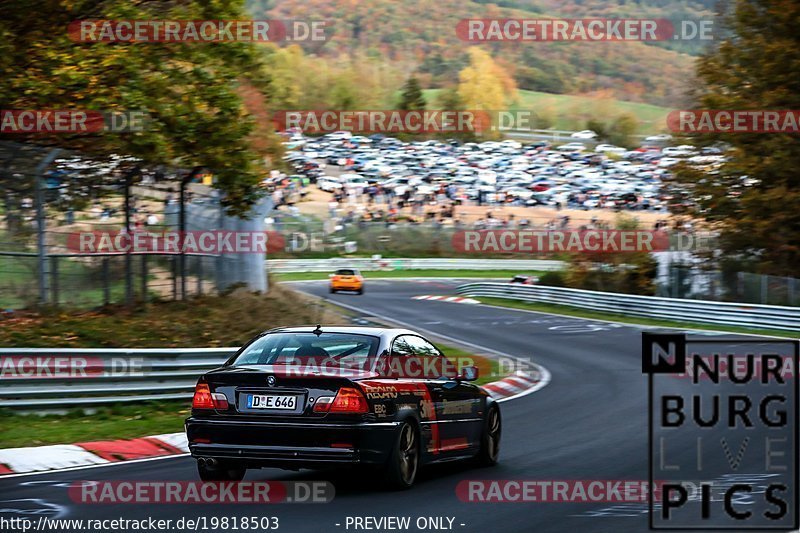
642, 333, 686, 374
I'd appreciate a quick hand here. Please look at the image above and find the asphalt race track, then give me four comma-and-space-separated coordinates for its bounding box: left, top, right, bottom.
0, 279, 795, 532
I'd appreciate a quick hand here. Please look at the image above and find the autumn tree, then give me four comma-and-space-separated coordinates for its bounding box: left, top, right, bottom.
0, 0, 276, 215
671, 0, 800, 276
457, 48, 517, 139
457, 48, 517, 111
263, 45, 307, 110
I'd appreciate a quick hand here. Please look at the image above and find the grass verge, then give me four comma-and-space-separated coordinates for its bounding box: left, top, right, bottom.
0, 284, 341, 348
0, 402, 191, 449
476, 296, 799, 339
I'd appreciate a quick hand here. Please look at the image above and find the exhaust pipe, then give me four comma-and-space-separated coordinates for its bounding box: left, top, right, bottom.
198, 457, 207, 467
206, 458, 218, 468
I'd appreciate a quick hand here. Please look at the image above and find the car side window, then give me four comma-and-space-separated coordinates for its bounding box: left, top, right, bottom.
405, 335, 449, 379
376, 335, 416, 378
391, 335, 414, 357
405, 336, 442, 358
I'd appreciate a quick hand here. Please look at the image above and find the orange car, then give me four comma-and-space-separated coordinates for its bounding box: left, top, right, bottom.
329, 268, 364, 294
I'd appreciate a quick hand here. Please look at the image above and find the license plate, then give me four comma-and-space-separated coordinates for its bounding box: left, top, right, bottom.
247, 394, 297, 410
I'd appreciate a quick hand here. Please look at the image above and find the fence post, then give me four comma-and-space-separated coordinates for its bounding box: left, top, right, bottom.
102, 258, 110, 306
179, 182, 186, 300
34, 148, 61, 305
179, 167, 204, 300
197, 256, 202, 296
738, 271, 744, 301
50, 255, 59, 306
141, 254, 148, 304
123, 171, 134, 306
171, 255, 178, 300
216, 198, 225, 292
761, 275, 768, 304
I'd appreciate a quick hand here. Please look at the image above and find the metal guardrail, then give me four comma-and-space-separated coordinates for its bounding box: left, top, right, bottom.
267, 258, 565, 273
457, 282, 800, 332
0, 348, 236, 408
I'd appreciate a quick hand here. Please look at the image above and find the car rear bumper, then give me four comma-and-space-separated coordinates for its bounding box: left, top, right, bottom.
185, 417, 398, 468
331, 283, 362, 290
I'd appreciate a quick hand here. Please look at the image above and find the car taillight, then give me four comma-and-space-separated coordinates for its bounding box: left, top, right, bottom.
192, 383, 214, 409
329, 387, 369, 414
312, 387, 368, 414
192, 382, 228, 409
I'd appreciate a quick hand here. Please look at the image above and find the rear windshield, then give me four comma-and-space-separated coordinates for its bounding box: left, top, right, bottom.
230, 332, 380, 371
335, 269, 357, 276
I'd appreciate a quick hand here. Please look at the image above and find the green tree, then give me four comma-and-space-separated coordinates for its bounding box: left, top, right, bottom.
398, 77, 426, 111
608, 113, 639, 148
671, 0, 800, 276
435, 87, 465, 111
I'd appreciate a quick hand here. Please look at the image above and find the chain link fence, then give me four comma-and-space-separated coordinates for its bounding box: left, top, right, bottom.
658, 263, 799, 306
0, 142, 270, 310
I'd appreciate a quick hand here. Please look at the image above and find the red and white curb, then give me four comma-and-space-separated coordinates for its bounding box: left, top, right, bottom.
412, 295, 480, 304
0, 433, 188, 476
481, 370, 542, 401
0, 373, 542, 477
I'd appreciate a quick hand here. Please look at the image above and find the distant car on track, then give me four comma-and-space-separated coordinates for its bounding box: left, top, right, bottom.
185, 326, 500, 488
570, 130, 598, 139
329, 268, 364, 294
509, 274, 539, 285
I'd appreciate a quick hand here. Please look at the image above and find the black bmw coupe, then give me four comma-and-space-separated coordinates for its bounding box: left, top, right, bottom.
185, 325, 501, 489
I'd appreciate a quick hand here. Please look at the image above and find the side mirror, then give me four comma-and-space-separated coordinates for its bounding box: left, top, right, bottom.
458, 366, 479, 382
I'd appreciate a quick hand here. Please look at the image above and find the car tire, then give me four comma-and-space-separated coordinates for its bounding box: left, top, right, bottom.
197, 460, 246, 482
357, 287, 364, 295
329, 287, 336, 294
474, 405, 501, 466
383, 421, 419, 489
